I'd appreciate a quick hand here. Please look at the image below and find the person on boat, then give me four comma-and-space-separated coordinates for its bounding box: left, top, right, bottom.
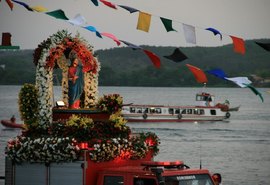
206, 94, 212, 106
10, 115, 16, 122
68, 57, 84, 109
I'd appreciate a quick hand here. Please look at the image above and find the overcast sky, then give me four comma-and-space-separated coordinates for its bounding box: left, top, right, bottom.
0, 0, 270, 50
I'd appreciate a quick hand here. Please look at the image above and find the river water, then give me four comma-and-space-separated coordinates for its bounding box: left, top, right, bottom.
1, 85, 270, 185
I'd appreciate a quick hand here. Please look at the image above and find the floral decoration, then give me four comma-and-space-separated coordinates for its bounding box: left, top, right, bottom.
33, 30, 100, 127
50, 115, 94, 142
7, 30, 161, 164
6, 114, 160, 163
18, 83, 38, 124
88, 132, 158, 162
140, 132, 160, 156
109, 113, 128, 131
50, 115, 130, 142
97, 94, 123, 113
6, 136, 80, 163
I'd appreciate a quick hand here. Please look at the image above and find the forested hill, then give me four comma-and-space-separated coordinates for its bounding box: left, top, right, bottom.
0, 39, 270, 87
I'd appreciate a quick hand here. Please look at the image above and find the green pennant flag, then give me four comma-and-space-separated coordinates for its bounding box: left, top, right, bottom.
160, 17, 176, 32
46, 9, 69, 20
244, 83, 264, 102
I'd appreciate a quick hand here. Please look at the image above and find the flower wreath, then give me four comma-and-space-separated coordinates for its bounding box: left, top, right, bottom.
33, 30, 100, 128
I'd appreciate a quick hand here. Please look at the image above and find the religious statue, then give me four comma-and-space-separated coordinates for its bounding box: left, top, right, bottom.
68, 58, 84, 109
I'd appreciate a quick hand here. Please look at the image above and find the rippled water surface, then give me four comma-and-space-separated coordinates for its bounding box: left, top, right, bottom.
1, 86, 270, 185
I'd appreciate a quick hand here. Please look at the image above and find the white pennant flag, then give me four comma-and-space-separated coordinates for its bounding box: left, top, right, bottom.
67, 14, 87, 26
182, 23, 196, 44
0, 64, 5, 70
225, 77, 252, 87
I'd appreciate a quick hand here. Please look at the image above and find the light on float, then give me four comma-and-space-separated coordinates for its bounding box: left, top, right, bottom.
80, 142, 88, 150
145, 138, 155, 146
56, 101, 65, 107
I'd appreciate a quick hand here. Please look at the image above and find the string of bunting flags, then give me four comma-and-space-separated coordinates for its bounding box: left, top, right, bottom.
1, 0, 269, 101
2, 0, 270, 63
87, 0, 270, 101
88, 0, 246, 55
186, 65, 264, 102
2, 0, 162, 68
94, 0, 270, 56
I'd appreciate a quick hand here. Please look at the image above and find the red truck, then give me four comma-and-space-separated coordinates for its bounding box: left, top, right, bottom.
92, 160, 222, 185
5, 153, 221, 185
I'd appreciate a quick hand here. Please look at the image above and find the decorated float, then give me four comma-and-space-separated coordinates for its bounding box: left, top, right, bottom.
4, 30, 222, 185
3, 30, 159, 184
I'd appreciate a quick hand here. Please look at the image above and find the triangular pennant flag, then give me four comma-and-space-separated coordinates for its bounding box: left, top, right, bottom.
206, 68, 227, 80
90, 0, 99, 6
120, 40, 142, 50
12, 0, 32, 11
205, 27, 222, 40
182, 24, 196, 44
230, 35, 245, 55
225, 77, 252, 87
143, 49, 161, 68
0, 64, 6, 70
160, 17, 176, 32
5, 0, 13, 10
84, 25, 97, 32
101, 32, 121, 46
31, 5, 48, 12
83, 26, 102, 38
244, 84, 264, 102
100, 0, 117, 9
46, 9, 69, 20
163, 48, 187, 62
118, 5, 139, 13
255, 42, 270, 52
137, 12, 152, 32
95, 31, 102, 38
67, 14, 87, 26
186, 64, 208, 83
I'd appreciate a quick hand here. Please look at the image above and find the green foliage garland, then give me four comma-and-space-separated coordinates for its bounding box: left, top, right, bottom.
18, 83, 38, 124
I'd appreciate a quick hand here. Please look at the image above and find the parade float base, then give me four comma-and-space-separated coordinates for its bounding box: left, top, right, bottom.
52, 108, 110, 122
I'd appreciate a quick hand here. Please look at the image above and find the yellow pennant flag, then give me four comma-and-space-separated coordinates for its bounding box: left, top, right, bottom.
137, 12, 151, 32
31, 5, 48, 12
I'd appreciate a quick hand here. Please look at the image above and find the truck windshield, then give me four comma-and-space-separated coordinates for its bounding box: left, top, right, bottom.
165, 174, 214, 185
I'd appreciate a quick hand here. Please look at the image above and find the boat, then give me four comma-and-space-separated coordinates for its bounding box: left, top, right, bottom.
122, 92, 237, 122
1, 116, 24, 129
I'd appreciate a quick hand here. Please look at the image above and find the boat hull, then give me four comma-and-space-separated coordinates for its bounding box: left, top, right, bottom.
1, 120, 24, 129
123, 117, 225, 122
122, 105, 229, 122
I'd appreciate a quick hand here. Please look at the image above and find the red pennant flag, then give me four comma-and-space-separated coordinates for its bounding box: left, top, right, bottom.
230, 36, 245, 55
101, 32, 121, 46
186, 64, 208, 83
143, 49, 161, 68
99, 0, 117, 9
5, 0, 14, 10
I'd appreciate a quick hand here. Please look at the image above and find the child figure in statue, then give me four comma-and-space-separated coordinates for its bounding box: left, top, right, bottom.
68, 58, 84, 109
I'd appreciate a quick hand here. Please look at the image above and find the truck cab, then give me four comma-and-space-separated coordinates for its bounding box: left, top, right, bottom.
96, 161, 221, 185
